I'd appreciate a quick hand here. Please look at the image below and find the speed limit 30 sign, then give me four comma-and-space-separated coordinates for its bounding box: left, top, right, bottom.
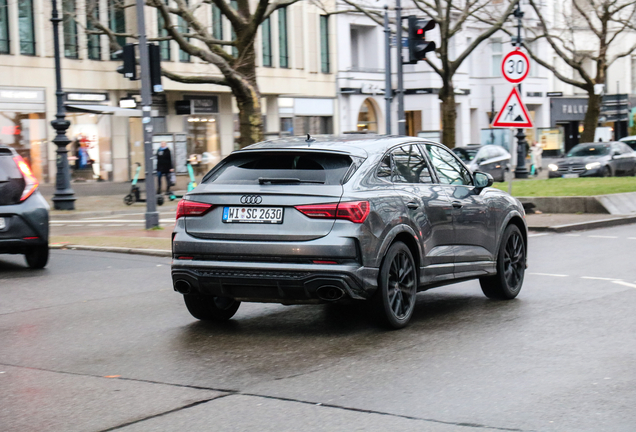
501, 49, 530, 83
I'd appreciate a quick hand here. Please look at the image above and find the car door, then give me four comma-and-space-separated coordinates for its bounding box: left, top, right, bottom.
423, 143, 495, 276
619, 143, 636, 173
388, 144, 455, 282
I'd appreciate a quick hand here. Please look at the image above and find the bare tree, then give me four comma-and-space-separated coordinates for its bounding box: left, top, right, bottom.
523, 0, 636, 143
84, 0, 299, 147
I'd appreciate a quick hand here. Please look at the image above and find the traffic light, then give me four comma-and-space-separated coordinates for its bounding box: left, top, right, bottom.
115, 44, 137, 80
407, 16, 436, 64
148, 44, 163, 93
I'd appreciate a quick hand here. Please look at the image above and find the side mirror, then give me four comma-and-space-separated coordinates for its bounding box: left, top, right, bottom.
612, 152, 620, 159
474, 171, 494, 191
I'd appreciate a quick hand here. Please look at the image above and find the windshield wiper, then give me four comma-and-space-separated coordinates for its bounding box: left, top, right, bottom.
258, 177, 325, 185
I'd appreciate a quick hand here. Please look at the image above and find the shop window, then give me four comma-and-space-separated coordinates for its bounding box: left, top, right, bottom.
212, 4, 223, 40
357, 98, 377, 132
0, 0, 9, 54
185, 116, 220, 175
63, 0, 79, 58
280, 117, 293, 135
86, 0, 101, 60
108, 0, 125, 59
292, 116, 333, 136
279, 7, 288, 68
0, 112, 47, 181
320, 15, 329, 73
262, 17, 272, 67
67, 112, 112, 181
18, 0, 35, 55
405, 111, 422, 137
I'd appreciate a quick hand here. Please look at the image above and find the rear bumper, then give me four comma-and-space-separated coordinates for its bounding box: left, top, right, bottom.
0, 192, 49, 254
171, 259, 379, 304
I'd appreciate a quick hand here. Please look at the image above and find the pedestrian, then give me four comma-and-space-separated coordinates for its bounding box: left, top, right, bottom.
156, 141, 174, 195
531, 141, 543, 175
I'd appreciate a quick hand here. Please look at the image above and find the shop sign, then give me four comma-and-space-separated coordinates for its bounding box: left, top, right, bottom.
360, 82, 384, 95
0, 88, 44, 102
66, 92, 109, 103
192, 98, 218, 114
550, 98, 588, 123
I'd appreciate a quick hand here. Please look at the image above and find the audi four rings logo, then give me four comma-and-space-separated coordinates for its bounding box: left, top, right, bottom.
240, 194, 262, 205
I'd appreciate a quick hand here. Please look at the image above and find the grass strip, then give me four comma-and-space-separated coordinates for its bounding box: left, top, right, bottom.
493, 176, 636, 197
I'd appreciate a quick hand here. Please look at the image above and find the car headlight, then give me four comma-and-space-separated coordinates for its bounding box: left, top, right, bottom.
585, 162, 601, 170
548, 164, 559, 171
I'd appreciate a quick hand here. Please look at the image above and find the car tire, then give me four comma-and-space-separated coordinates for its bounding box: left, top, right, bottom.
372, 241, 417, 329
124, 194, 134, 205
24, 245, 49, 269
479, 224, 525, 300
601, 166, 612, 177
183, 294, 240, 321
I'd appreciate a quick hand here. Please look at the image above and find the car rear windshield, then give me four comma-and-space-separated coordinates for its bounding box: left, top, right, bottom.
567, 144, 610, 157
0, 154, 25, 205
203, 151, 355, 185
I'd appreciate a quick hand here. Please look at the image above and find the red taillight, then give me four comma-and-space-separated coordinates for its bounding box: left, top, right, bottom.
176, 200, 213, 219
13, 155, 38, 201
295, 201, 370, 224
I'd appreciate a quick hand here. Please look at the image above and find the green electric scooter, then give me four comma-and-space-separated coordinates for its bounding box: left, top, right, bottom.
169, 162, 198, 201
124, 163, 165, 206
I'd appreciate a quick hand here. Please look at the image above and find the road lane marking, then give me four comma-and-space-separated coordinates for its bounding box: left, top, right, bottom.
588, 235, 618, 239
107, 224, 124, 227
629, 238, 636, 240
613, 281, 636, 289
528, 272, 569, 277
564, 234, 581, 237
528, 233, 549, 237
581, 276, 622, 281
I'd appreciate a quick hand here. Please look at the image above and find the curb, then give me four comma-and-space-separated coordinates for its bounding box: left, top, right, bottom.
529, 215, 636, 233
51, 244, 171, 257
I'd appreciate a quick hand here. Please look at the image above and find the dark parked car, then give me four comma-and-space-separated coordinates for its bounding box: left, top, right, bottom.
453, 145, 511, 182
548, 142, 636, 178
171, 136, 527, 328
0, 146, 49, 268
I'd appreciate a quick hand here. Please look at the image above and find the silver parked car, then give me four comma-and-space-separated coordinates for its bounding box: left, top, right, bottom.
453, 145, 511, 182
548, 142, 636, 178
172, 136, 528, 329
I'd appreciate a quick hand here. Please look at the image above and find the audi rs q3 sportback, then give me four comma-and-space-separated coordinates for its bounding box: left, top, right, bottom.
171, 136, 528, 329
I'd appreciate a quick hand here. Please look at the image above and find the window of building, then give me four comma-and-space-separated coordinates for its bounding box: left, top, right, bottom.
108, 0, 125, 59
230, 0, 238, 58
292, 116, 333, 136
18, 0, 36, 55
631, 56, 636, 94
63, 0, 79, 58
0, 112, 48, 182
357, 98, 377, 132
491, 39, 502, 77
86, 0, 101, 60
0, 0, 9, 54
178, 1, 190, 62
279, 7, 288, 68
212, 4, 223, 40
157, 2, 170, 61
320, 15, 329, 73
262, 16, 272, 67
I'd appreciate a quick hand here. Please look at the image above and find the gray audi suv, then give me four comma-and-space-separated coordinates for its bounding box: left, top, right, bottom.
172, 136, 527, 328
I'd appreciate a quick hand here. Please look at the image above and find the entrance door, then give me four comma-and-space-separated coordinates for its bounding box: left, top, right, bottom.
561, 121, 580, 153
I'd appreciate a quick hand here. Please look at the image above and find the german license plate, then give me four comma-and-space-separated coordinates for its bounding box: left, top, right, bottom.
0, 217, 5, 230
562, 173, 579, 178
223, 207, 283, 224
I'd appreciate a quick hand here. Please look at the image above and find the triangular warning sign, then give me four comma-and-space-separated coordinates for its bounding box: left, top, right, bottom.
492, 87, 533, 128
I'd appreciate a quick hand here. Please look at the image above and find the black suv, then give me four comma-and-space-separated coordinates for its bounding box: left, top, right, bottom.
0, 146, 49, 268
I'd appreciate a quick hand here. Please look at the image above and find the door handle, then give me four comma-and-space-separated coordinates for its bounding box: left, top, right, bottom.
407, 202, 419, 209
452, 201, 463, 209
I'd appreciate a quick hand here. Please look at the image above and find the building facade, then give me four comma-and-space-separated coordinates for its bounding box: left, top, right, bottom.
0, 0, 337, 183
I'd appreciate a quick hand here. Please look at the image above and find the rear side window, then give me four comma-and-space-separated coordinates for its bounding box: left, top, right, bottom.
203, 152, 354, 185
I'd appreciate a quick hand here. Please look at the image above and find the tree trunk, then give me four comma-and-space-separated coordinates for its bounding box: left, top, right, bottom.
581, 91, 602, 143
439, 87, 456, 148
234, 41, 263, 148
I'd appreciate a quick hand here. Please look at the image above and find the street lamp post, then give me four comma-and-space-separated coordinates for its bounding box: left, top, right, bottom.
50, 0, 76, 210
513, 1, 529, 179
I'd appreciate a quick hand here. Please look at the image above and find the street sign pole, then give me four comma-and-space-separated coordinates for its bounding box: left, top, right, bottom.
512, 2, 529, 179
384, 6, 392, 135
396, 0, 406, 136
135, 0, 159, 229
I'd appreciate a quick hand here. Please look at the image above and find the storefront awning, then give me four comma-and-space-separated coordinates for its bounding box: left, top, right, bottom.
65, 104, 158, 117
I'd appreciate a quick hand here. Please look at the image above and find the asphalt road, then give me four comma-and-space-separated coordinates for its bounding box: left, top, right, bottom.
1, 225, 636, 431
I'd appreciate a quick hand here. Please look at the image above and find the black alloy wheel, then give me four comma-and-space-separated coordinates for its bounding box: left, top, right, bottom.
480, 224, 525, 300
601, 165, 612, 177
373, 241, 417, 329
184, 294, 241, 321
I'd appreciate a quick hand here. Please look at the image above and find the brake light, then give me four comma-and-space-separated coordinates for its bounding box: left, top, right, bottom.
13, 155, 38, 201
295, 201, 370, 224
176, 200, 214, 219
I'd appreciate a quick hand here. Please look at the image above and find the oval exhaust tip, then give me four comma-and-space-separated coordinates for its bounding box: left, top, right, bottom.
174, 280, 191, 295
316, 285, 345, 302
